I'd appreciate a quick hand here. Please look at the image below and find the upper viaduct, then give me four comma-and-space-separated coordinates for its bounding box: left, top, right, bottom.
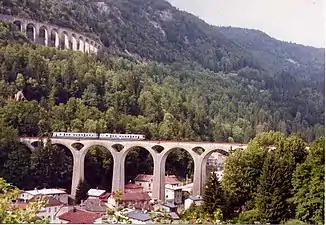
0, 14, 103, 54
20, 137, 247, 201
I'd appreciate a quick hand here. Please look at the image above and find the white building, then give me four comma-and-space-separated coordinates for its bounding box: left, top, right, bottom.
87, 188, 106, 199
184, 196, 203, 210
165, 185, 182, 205
134, 174, 181, 194
28, 195, 64, 223
18, 188, 68, 205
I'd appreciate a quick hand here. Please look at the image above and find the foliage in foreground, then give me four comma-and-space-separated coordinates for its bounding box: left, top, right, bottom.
0, 178, 47, 224
190, 132, 325, 224
291, 137, 325, 224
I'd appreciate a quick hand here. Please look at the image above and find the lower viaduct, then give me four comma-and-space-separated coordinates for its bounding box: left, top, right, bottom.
0, 14, 103, 54
20, 137, 247, 201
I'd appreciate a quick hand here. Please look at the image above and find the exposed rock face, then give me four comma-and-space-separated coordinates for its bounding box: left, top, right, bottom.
14, 90, 26, 101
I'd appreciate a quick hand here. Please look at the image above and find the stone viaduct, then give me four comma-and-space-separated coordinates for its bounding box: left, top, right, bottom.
20, 137, 247, 201
0, 14, 103, 54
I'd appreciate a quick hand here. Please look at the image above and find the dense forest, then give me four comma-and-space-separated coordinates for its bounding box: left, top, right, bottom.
0, 1, 324, 222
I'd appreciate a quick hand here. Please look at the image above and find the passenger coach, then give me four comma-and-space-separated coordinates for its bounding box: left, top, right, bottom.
52, 132, 145, 140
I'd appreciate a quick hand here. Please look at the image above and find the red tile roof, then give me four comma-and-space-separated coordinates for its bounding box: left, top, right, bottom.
122, 191, 151, 202
58, 209, 101, 224
6, 203, 27, 210
98, 192, 110, 201
125, 183, 143, 189
29, 194, 63, 206
134, 174, 181, 185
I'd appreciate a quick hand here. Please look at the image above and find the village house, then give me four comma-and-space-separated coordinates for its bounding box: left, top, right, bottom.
124, 209, 152, 224
29, 195, 64, 223
9, 195, 66, 224
57, 207, 102, 224
154, 202, 178, 213
165, 185, 183, 204
87, 188, 106, 199
107, 182, 152, 211
17, 188, 69, 205
80, 197, 107, 215
184, 196, 203, 210
134, 174, 182, 194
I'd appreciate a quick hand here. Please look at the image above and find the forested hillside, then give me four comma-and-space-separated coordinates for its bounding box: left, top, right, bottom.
1, 0, 324, 75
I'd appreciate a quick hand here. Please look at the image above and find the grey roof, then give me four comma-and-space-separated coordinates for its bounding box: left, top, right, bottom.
188, 195, 203, 201
126, 210, 151, 222
169, 212, 180, 220
163, 202, 177, 208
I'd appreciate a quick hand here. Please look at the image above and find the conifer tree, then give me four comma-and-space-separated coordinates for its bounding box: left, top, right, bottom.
291, 137, 324, 224
255, 151, 294, 223
75, 179, 90, 204
203, 172, 225, 215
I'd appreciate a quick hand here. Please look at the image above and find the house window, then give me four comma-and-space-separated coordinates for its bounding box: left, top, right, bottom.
149, 183, 151, 188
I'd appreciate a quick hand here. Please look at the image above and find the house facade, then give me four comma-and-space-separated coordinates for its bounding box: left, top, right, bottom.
134, 174, 181, 194
18, 188, 69, 205
107, 183, 152, 211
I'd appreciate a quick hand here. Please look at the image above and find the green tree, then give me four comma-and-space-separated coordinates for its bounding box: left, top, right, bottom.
30, 140, 73, 189
291, 137, 324, 224
2, 144, 32, 189
0, 178, 47, 223
222, 145, 266, 209
203, 173, 225, 215
255, 151, 294, 223
75, 179, 90, 204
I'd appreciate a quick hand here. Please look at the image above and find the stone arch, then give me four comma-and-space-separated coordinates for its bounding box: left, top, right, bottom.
120, 145, 157, 189
71, 34, 78, 51
158, 147, 197, 199
60, 31, 69, 50
78, 36, 84, 52
80, 143, 114, 160
85, 39, 90, 53
13, 20, 22, 32
89, 41, 94, 53
38, 26, 48, 46
161, 146, 198, 165
82, 144, 114, 191
49, 143, 74, 192
200, 148, 230, 193
26, 23, 36, 41
50, 28, 59, 48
